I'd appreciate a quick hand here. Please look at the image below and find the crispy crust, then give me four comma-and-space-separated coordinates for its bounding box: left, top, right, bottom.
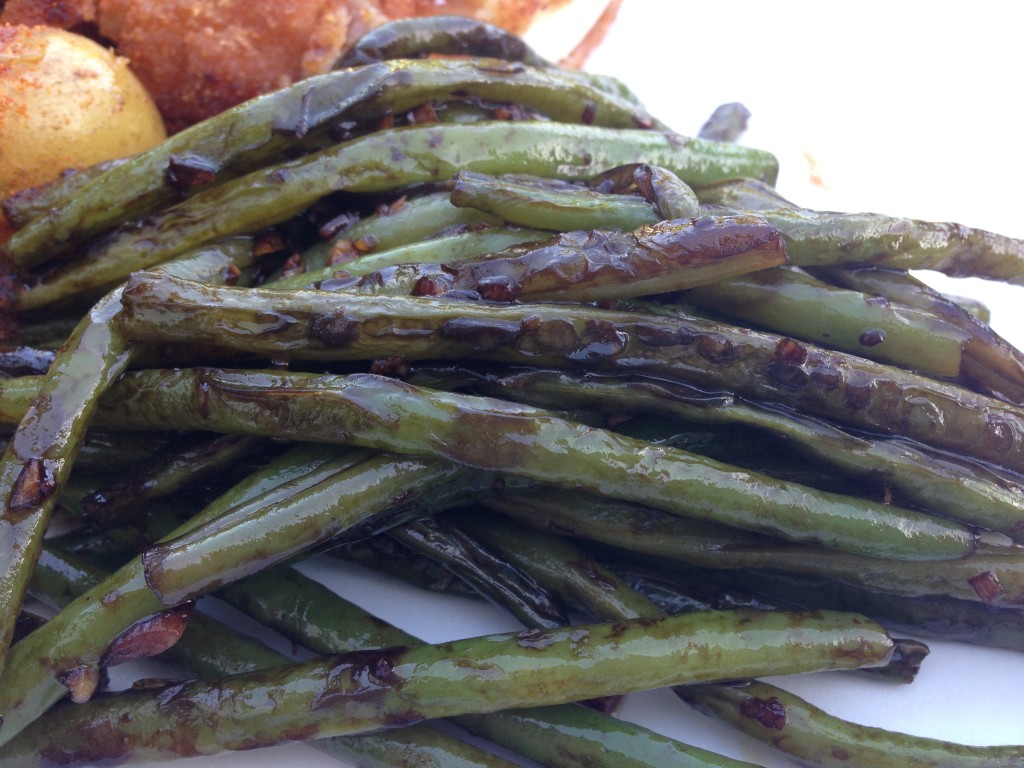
94, 0, 356, 133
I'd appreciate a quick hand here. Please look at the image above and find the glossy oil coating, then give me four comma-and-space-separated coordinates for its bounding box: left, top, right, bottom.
86, 367, 978, 561
116, 269, 1024, 477
0, 609, 892, 765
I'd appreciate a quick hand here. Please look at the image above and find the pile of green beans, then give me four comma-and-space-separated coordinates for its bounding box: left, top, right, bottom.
2, 14, 1024, 768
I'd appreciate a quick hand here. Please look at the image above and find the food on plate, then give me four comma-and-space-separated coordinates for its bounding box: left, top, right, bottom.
1, 13, 1024, 768
0, 0, 580, 132
0, 24, 166, 239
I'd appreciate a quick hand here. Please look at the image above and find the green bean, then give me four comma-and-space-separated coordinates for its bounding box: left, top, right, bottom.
0, 63, 391, 268
116, 270, 1024, 475
6, 52, 668, 273
0, 287, 133, 676
87, 367, 982, 560
41, 536, 523, 767
815, 266, 990, 320
220, 547, 767, 767
380, 511, 630, 713
485, 488, 1024, 609
295, 212, 785, 300
36, 540, 684, 768
597, 561, 932, 685
328, 55, 659, 129
674, 566, 1024, 655
448, 161, 704, 237
697, 176, 1024, 283
0, 609, 894, 765
335, 15, 652, 114
217, 565, 418, 656
449, 170, 662, 232
0, 240, 259, 677
315, 724, 524, 768
694, 178, 797, 211
331, 535, 481, 598
19, 121, 778, 310
0, 158, 128, 230
337, 15, 555, 69
227, 516, 937, 766
682, 266, 970, 378
334, 56, 659, 129
0, 443, 361, 745
338, 214, 787, 302
8, 53, 647, 265
455, 703, 764, 768
222, 561, 577, 765
447, 507, 930, 724
452, 510, 930, 746
699, 181, 1008, 383
588, 162, 702, 219
273, 228, 549, 291
29, 545, 524, 768
223, 548, 767, 768
145, 453, 482, 606
618, 567, 925, 687
451, 510, 664, 622
432, 367, 1024, 538
388, 517, 571, 628
677, 681, 1024, 768
72, 433, 176, 474
298, 191, 503, 275
817, 266, 1024, 404
43, 523, 152, 571
80, 434, 264, 526
29, 545, 285, 678
745, 207, 1024, 283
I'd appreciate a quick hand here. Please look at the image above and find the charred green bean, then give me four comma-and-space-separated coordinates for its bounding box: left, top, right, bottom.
485, 488, 1024, 609
116, 271, 1024, 475
0, 609, 894, 764
87, 367, 980, 561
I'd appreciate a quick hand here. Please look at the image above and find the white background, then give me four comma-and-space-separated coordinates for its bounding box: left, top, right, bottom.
91, 1, 1024, 765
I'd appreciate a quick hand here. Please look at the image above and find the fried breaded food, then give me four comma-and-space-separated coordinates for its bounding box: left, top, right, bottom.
1, 0, 577, 133
94, 0, 363, 133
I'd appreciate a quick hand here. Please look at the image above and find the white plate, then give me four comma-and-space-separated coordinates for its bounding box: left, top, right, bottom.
81, 2, 1024, 765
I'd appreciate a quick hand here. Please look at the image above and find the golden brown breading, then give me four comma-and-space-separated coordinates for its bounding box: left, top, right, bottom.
94, 0, 356, 133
